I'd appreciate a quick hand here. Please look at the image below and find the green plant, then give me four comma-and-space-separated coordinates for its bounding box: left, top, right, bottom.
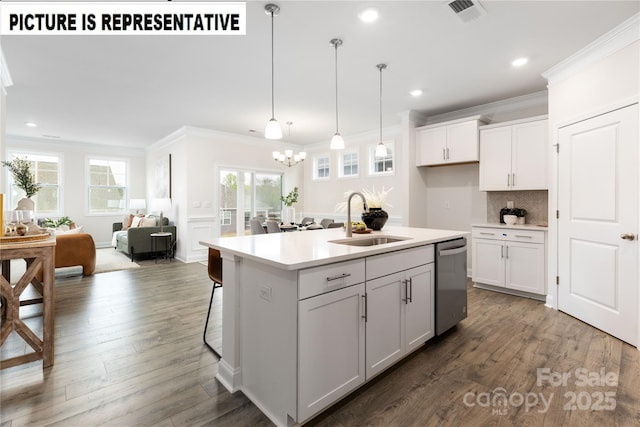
2, 157, 42, 198
280, 186, 299, 207
510, 208, 527, 217
43, 216, 73, 228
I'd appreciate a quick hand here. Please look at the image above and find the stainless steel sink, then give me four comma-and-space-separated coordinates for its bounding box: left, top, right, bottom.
329, 236, 409, 247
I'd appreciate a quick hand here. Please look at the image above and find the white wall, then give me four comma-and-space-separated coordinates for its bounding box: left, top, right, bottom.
147, 126, 304, 262
5, 136, 146, 247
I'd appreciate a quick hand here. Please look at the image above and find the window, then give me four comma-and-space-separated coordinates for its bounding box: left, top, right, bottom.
314, 156, 330, 180
88, 158, 128, 214
220, 210, 232, 226
370, 142, 394, 175
339, 151, 359, 178
6, 152, 61, 215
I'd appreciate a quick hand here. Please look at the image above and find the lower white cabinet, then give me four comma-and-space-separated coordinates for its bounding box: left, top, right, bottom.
471, 226, 546, 296
298, 283, 366, 422
297, 245, 435, 422
366, 264, 434, 379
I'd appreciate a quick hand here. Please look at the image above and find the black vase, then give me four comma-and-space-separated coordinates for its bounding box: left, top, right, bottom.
362, 208, 388, 231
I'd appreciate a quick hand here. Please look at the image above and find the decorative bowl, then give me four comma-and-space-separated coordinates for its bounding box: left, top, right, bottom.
503, 214, 517, 225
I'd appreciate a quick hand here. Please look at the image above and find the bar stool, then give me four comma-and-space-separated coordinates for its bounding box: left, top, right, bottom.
203, 248, 222, 357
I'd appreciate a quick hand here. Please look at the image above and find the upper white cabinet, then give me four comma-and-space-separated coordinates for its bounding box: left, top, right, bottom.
479, 116, 549, 191
416, 116, 486, 166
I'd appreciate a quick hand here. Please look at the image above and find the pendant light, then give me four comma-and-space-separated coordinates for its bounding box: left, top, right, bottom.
375, 63, 388, 158
330, 38, 345, 150
264, 4, 282, 140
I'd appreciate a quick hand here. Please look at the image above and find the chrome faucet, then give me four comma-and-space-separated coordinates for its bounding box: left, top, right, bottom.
346, 192, 369, 237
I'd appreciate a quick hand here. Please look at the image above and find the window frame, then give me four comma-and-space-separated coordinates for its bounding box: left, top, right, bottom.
338, 149, 360, 179
86, 156, 129, 216
313, 155, 331, 180
5, 150, 63, 217
369, 141, 395, 176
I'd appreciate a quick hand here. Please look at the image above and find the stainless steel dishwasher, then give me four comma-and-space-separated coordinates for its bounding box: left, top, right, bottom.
435, 237, 468, 335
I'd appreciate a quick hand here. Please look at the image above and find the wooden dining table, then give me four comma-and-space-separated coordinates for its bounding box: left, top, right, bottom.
1, 235, 56, 369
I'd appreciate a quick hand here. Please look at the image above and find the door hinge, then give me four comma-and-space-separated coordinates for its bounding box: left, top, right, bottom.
556, 276, 559, 285
556, 210, 559, 219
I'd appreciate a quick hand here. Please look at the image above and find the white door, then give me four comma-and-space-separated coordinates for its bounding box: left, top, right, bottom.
472, 238, 505, 287
298, 283, 365, 421
404, 264, 435, 353
365, 271, 404, 379
558, 104, 638, 346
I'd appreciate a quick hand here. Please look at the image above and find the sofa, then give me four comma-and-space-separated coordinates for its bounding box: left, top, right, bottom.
36, 233, 96, 281
112, 218, 176, 261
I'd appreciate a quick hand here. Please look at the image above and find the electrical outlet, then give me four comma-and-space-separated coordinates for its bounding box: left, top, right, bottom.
507, 201, 514, 209
259, 285, 272, 302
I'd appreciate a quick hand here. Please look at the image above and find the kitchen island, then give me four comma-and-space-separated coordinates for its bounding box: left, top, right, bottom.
200, 226, 468, 426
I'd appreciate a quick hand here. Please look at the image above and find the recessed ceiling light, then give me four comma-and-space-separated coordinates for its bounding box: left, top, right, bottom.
24, 121, 37, 127
410, 89, 423, 97
512, 57, 528, 67
358, 8, 379, 23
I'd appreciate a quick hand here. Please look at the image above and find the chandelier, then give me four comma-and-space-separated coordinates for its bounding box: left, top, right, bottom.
272, 149, 306, 167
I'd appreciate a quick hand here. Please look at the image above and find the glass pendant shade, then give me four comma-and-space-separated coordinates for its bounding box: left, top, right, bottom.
375, 141, 388, 158
265, 118, 282, 139
330, 133, 345, 150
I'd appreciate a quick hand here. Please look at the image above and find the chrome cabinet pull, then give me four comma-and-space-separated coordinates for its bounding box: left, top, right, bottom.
326, 273, 351, 282
507, 174, 511, 187
501, 245, 504, 258
620, 233, 636, 241
446, 147, 450, 160
442, 148, 446, 160
512, 173, 516, 187
514, 235, 533, 239
362, 294, 368, 322
479, 232, 495, 236
505, 245, 509, 259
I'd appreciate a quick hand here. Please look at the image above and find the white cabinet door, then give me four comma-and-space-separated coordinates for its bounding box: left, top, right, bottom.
404, 264, 434, 354
365, 271, 404, 379
447, 120, 480, 164
505, 242, 545, 295
416, 126, 447, 166
472, 238, 505, 287
479, 126, 512, 191
298, 283, 365, 421
512, 120, 548, 190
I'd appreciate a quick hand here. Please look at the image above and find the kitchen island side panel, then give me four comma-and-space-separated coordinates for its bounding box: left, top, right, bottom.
239, 258, 298, 425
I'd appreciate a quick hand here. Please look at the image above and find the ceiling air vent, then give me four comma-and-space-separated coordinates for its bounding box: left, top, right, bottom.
447, 0, 486, 23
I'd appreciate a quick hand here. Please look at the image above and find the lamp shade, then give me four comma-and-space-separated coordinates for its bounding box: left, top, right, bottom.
130, 199, 146, 211
375, 142, 388, 158
150, 198, 172, 213
265, 118, 283, 139
330, 133, 345, 150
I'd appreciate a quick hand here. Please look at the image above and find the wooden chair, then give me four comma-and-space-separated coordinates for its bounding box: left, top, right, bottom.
327, 222, 344, 228
320, 218, 334, 228
266, 220, 281, 233
203, 248, 223, 357
250, 219, 266, 235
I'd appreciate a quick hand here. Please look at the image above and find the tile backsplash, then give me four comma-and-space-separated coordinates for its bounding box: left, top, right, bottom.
487, 190, 548, 225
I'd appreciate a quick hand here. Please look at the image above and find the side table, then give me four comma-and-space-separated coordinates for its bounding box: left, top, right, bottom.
1, 235, 56, 369
150, 232, 173, 263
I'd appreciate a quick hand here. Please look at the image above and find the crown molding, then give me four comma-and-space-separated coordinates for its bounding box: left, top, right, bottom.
0, 46, 14, 94
424, 90, 548, 125
543, 13, 639, 85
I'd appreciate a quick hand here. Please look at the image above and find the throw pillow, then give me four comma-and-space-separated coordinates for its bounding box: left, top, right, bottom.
141, 217, 157, 227
122, 214, 134, 231
131, 216, 144, 228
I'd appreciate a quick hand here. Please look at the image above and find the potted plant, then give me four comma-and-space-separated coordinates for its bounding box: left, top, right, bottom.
280, 186, 299, 224
2, 157, 42, 210
510, 208, 527, 225
335, 186, 393, 230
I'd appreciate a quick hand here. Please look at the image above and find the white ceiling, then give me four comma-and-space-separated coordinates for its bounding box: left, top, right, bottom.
3, 1, 638, 148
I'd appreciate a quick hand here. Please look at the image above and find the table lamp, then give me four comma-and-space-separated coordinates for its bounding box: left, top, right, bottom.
130, 199, 146, 214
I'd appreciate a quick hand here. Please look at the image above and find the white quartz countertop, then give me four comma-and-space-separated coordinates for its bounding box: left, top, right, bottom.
472, 223, 548, 231
200, 226, 469, 271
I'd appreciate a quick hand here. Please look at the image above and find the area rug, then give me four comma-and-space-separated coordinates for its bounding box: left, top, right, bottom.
8, 248, 140, 282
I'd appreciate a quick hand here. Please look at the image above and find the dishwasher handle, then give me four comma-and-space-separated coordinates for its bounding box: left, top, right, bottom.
439, 246, 467, 257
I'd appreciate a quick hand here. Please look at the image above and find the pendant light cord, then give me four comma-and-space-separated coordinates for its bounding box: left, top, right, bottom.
379, 65, 383, 143
270, 10, 275, 120
334, 41, 339, 133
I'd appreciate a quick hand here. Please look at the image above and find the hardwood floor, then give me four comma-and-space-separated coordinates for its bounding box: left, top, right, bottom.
1, 261, 638, 426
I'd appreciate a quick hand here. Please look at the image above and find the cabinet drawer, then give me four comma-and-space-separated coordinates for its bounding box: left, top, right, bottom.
299, 259, 365, 300
472, 227, 545, 244
366, 245, 434, 280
